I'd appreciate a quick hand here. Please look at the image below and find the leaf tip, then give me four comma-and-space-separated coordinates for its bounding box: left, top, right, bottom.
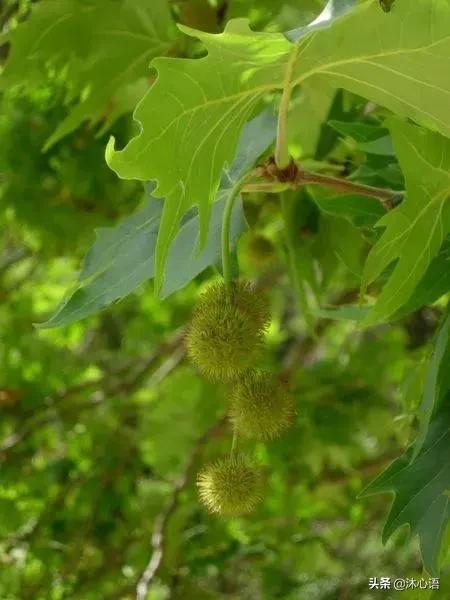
105, 136, 117, 167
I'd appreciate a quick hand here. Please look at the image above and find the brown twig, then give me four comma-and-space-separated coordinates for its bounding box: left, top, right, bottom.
299, 168, 403, 208
244, 158, 404, 209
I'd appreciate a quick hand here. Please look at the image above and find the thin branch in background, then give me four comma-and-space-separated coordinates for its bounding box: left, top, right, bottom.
0, 330, 186, 459
136, 417, 227, 600
1, 261, 39, 300
144, 344, 186, 388
0, 247, 31, 276
134, 424, 398, 600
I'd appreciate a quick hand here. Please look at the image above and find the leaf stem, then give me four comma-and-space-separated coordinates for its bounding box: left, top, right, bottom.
221, 173, 252, 289
275, 94, 291, 169
275, 46, 300, 169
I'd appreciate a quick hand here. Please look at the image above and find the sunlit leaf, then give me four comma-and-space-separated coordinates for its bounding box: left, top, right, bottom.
107, 0, 450, 288
39, 110, 276, 327
362, 120, 450, 324
1, 0, 176, 147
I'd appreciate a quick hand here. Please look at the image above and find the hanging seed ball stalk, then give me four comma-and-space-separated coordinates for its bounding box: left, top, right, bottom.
197, 454, 264, 516
229, 371, 295, 441
186, 281, 270, 382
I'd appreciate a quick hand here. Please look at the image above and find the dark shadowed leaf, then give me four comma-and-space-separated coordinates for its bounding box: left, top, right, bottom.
328, 120, 394, 156
361, 399, 450, 577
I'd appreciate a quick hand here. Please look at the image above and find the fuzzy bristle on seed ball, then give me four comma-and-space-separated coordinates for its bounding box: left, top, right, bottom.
229, 371, 295, 441
186, 281, 270, 382
197, 454, 263, 516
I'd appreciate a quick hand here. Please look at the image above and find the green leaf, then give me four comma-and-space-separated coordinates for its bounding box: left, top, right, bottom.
1, 0, 176, 147
411, 310, 450, 460
394, 241, 450, 319
285, 0, 356, 42
38, 110, 276, 327
293, 0, 450, 137
287, 81, 336, 158
106, 20, 291, 291
317, 215, 366, 279
223, 107, 278, 184
314, 89, 358, 161
38, 191, 244, 328
349, 161, 404, 189
329, 121, 389, 144
37, 191, 163, 329
312, 189, 385, 228
361, 400, 450, 576
107, 0, 450, 288
162, 108, 277, 296
160, 196, 246, 299
362, 120, 450, 324
328, 120, 394, 155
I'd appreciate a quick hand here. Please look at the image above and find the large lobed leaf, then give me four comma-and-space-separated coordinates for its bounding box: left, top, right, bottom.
411, 312, 450, 460
362, 120, 450, 324
393, 241, 450, 320
316, 241, 450, 324
0, 0, 176, 147
362, 310, 450, 577
107, 20, 291, 291
362, 404, 450, 577
107, 0, 450, 289
362, 311, 450, 576
291, 0, 450, 138
39, 110, 276, 328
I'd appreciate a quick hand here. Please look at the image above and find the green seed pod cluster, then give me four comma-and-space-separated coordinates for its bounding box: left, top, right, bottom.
188, 277, 295, 517
186, 281, 270, 383
230, 371, 295, 441
197, 454, 263, 516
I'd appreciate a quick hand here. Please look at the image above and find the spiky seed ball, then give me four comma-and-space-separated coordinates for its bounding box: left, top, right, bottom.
244, 234, 275, 267
197, 454, 264, 516
229, 371, 295, 441
186, 281, 270, 382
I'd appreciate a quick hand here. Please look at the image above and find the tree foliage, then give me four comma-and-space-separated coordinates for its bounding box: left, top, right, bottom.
1, 1, 449, 598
